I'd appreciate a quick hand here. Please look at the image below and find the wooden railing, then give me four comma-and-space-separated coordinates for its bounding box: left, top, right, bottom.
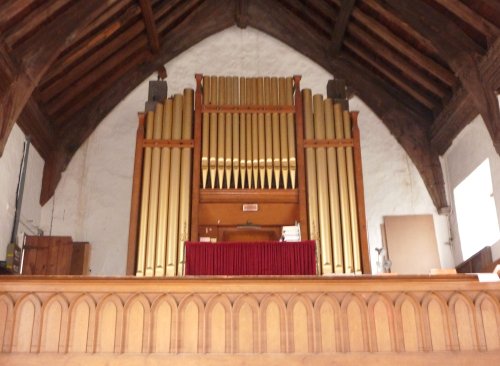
0, 275, 499, 365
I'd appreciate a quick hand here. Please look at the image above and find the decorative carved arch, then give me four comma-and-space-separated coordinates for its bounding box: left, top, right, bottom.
474, 292, 500, 351
394, 293, 424, 352
11, 293, 42, 353
122, 293, 151, 353
260, 294, 287, 353
287, 294, 314, 353
150, 294, 178, 353
233, 294, 259, 353
340, 293, 369, 352
67, 294, 96, 353
313, 293, 342, 353
204, 294, 232, 353
448, 292, 479, 351
39, 294, 70, 353
367, 293, 397, 352
421, 292, 452, 352
94, 294, 124, 353
177, 294, 205, 353
0, 294, 15, 352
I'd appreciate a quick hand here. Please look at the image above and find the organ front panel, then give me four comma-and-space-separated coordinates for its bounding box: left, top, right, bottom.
128, 74, 370, 276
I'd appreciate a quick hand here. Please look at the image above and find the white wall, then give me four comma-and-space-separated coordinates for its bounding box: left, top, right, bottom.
0, 124, 44, 261
37, 26, 451, 275
443, 106, 500, 264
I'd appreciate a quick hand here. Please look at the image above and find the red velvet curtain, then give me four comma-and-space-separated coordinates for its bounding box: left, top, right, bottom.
185, 241, 316, 275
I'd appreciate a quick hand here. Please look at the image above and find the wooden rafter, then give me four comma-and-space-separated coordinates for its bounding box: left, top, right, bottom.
249, 0, 446, 209
386, 0, 500, 153
0, 0, 110, 157
40, 0, 235, 204
138, 0, 160, 53
235, 0, 249, 29
331, 0, 356, 56
431, 38, 500, 154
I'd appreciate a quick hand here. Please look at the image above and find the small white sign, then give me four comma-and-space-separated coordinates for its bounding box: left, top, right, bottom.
242, 203, 258, 212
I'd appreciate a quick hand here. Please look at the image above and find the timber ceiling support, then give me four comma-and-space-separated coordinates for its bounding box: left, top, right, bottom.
138, 0, 160, 53
236, 0, 249, 29
330, 0, 356, 56
249, 0, 447, 210
39, 0, 236, 205
385, 0, 500, 154
0, 0, 112, 159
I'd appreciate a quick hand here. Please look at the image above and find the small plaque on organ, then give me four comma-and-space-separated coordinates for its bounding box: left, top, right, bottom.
242, 203, 258, 212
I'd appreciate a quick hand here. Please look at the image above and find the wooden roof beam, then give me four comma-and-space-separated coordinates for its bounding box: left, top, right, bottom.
385, 0, 500, 154
431, 38, 500, 154
40, 0, 235, 204
330, 0, 356, 56
236, 0, 249, 29
250, 0, 446, 210
0, 0, 110, 157
138, 0, 160, 53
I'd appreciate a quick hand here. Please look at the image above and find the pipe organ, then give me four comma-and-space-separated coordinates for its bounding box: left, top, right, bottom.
128, 74, 370, 276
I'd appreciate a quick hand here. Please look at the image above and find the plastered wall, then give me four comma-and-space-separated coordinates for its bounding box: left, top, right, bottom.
1, 27, 453, 274
443, 107, 500, 264
0, 124, 44, 260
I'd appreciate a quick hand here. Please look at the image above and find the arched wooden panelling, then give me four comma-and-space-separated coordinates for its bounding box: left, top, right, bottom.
287, 294, 314, 353
123, 294, 151, 353
448, 293, 478, 351
475, 293, 500, 351
177, 294, 204, 353
94, 294, 123, 353
394, 293, 424, 352
422, 293, 451, 351
313, 294, 342, 353
260, 295, 287, 353
150, 295, 177, 353
233, 294, 259, 353
367, 293, 396, 352
40, 294, 69, 353
67, 294, 96, 353
205, 294, 232, 353
11, 294, 42, 353
341, 294, 369, 352
0, 294, 14, 352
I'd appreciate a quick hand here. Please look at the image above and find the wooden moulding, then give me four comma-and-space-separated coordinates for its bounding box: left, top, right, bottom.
199, 189, 299, 204
126, 113, 145, 275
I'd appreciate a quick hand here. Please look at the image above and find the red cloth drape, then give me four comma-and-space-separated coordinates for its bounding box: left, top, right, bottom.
184, 241, 316, 275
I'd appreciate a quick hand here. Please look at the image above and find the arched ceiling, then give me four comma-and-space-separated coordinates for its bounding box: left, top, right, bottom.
0, 0, 499, 209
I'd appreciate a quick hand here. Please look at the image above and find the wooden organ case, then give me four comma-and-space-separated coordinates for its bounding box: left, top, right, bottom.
127, 74, 370, 276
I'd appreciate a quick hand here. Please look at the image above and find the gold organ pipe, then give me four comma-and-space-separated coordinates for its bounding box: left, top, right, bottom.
136, 110, 154, 276
302, 89, 321, 274
258, 112, 266, 188
233, 76, 239, 106
201, 112, 209, 188
257, 77, 264, 105
166, 94, 183, 276
226, 76, 233, 105
240, 77, 246, 105
324, 99, 343, 273
209, 112, 217, 189
246, 78, 252, 106
285, 77, 296, 189
264, 77, 271, 105
240, 112, 246, 187
225, 112, 232, 188
210, 76, 218, 105
155, 99, 173, 276
252, 113, 259, 188
246, 113, 253, 187
233, 113, 240, 188
252, 77, 258, 105
313, 94, 333, 274
334, 103, 353, 273
219, 76, 225, 106
265, 113, 273, 188
271, 78, 280, 188
177, 88, 193, 276
145, 103, 163, 276
203, 76, 210, 105
343, 110, 361, 273
217, 112, 225, 188
280, 112, 289, 189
